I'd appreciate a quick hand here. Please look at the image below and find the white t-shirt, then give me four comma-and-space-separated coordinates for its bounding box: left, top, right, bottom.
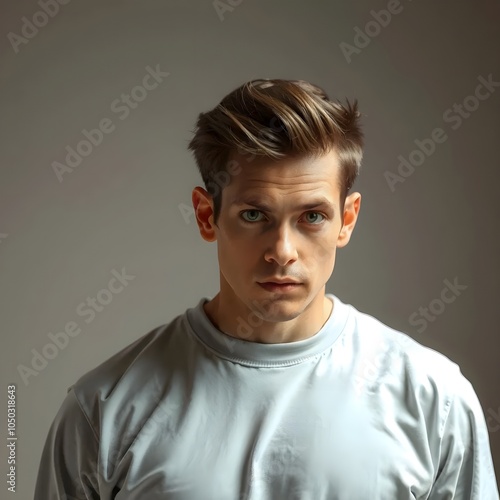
34, 293, 499, 499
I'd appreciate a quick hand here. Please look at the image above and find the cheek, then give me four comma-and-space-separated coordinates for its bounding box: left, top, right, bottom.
218, 237, 251, 272
312, 250, 337, 284
309, 238, 337, 264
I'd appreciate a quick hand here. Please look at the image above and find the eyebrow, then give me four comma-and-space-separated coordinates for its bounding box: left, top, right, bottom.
233, 196, 335, 213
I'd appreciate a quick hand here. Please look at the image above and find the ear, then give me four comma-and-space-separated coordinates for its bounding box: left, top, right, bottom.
337, 192, 361, 248
192, 187, 217, 242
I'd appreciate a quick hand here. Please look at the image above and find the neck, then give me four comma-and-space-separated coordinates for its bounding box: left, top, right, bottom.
203, 290, 334, 344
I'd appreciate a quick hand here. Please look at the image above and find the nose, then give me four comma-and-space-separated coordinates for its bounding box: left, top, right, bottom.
263, 225, 299, 266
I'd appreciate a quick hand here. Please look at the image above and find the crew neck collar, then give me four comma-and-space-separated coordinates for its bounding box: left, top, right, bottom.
185, 293, 351, 367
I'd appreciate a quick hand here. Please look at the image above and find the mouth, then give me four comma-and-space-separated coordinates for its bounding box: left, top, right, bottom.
257, 282, 302, 292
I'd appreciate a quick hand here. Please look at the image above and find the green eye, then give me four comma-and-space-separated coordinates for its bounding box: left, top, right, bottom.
240, 210, 265, 223
304, 212, 325, 224
240, 210, 326, 225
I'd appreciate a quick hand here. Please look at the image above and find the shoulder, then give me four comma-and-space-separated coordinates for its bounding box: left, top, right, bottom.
346, 301, 458, 368
343, 301, 490, 451
344, 301, 466, 415
343, 301, 498, 497
68, 311, 187, 438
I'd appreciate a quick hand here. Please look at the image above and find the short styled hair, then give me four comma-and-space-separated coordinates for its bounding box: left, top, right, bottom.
187, 78, 364, 225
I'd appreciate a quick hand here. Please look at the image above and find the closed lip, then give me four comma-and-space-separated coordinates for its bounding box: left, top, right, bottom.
259, 278, 301, 285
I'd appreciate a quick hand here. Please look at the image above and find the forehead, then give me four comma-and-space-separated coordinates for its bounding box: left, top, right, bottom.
226, 149, 342, 199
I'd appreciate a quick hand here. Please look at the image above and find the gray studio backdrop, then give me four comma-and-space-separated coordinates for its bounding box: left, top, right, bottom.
1, 0, 499, 496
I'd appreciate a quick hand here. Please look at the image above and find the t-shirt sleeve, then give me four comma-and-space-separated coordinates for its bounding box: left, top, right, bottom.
34, 387, 101, 500
428, 371, 499, 499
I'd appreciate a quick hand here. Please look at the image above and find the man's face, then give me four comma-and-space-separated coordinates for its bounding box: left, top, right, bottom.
192, 148, 361, 327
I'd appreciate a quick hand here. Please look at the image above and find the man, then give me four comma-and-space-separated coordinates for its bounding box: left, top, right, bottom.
34, 79, 499, 499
